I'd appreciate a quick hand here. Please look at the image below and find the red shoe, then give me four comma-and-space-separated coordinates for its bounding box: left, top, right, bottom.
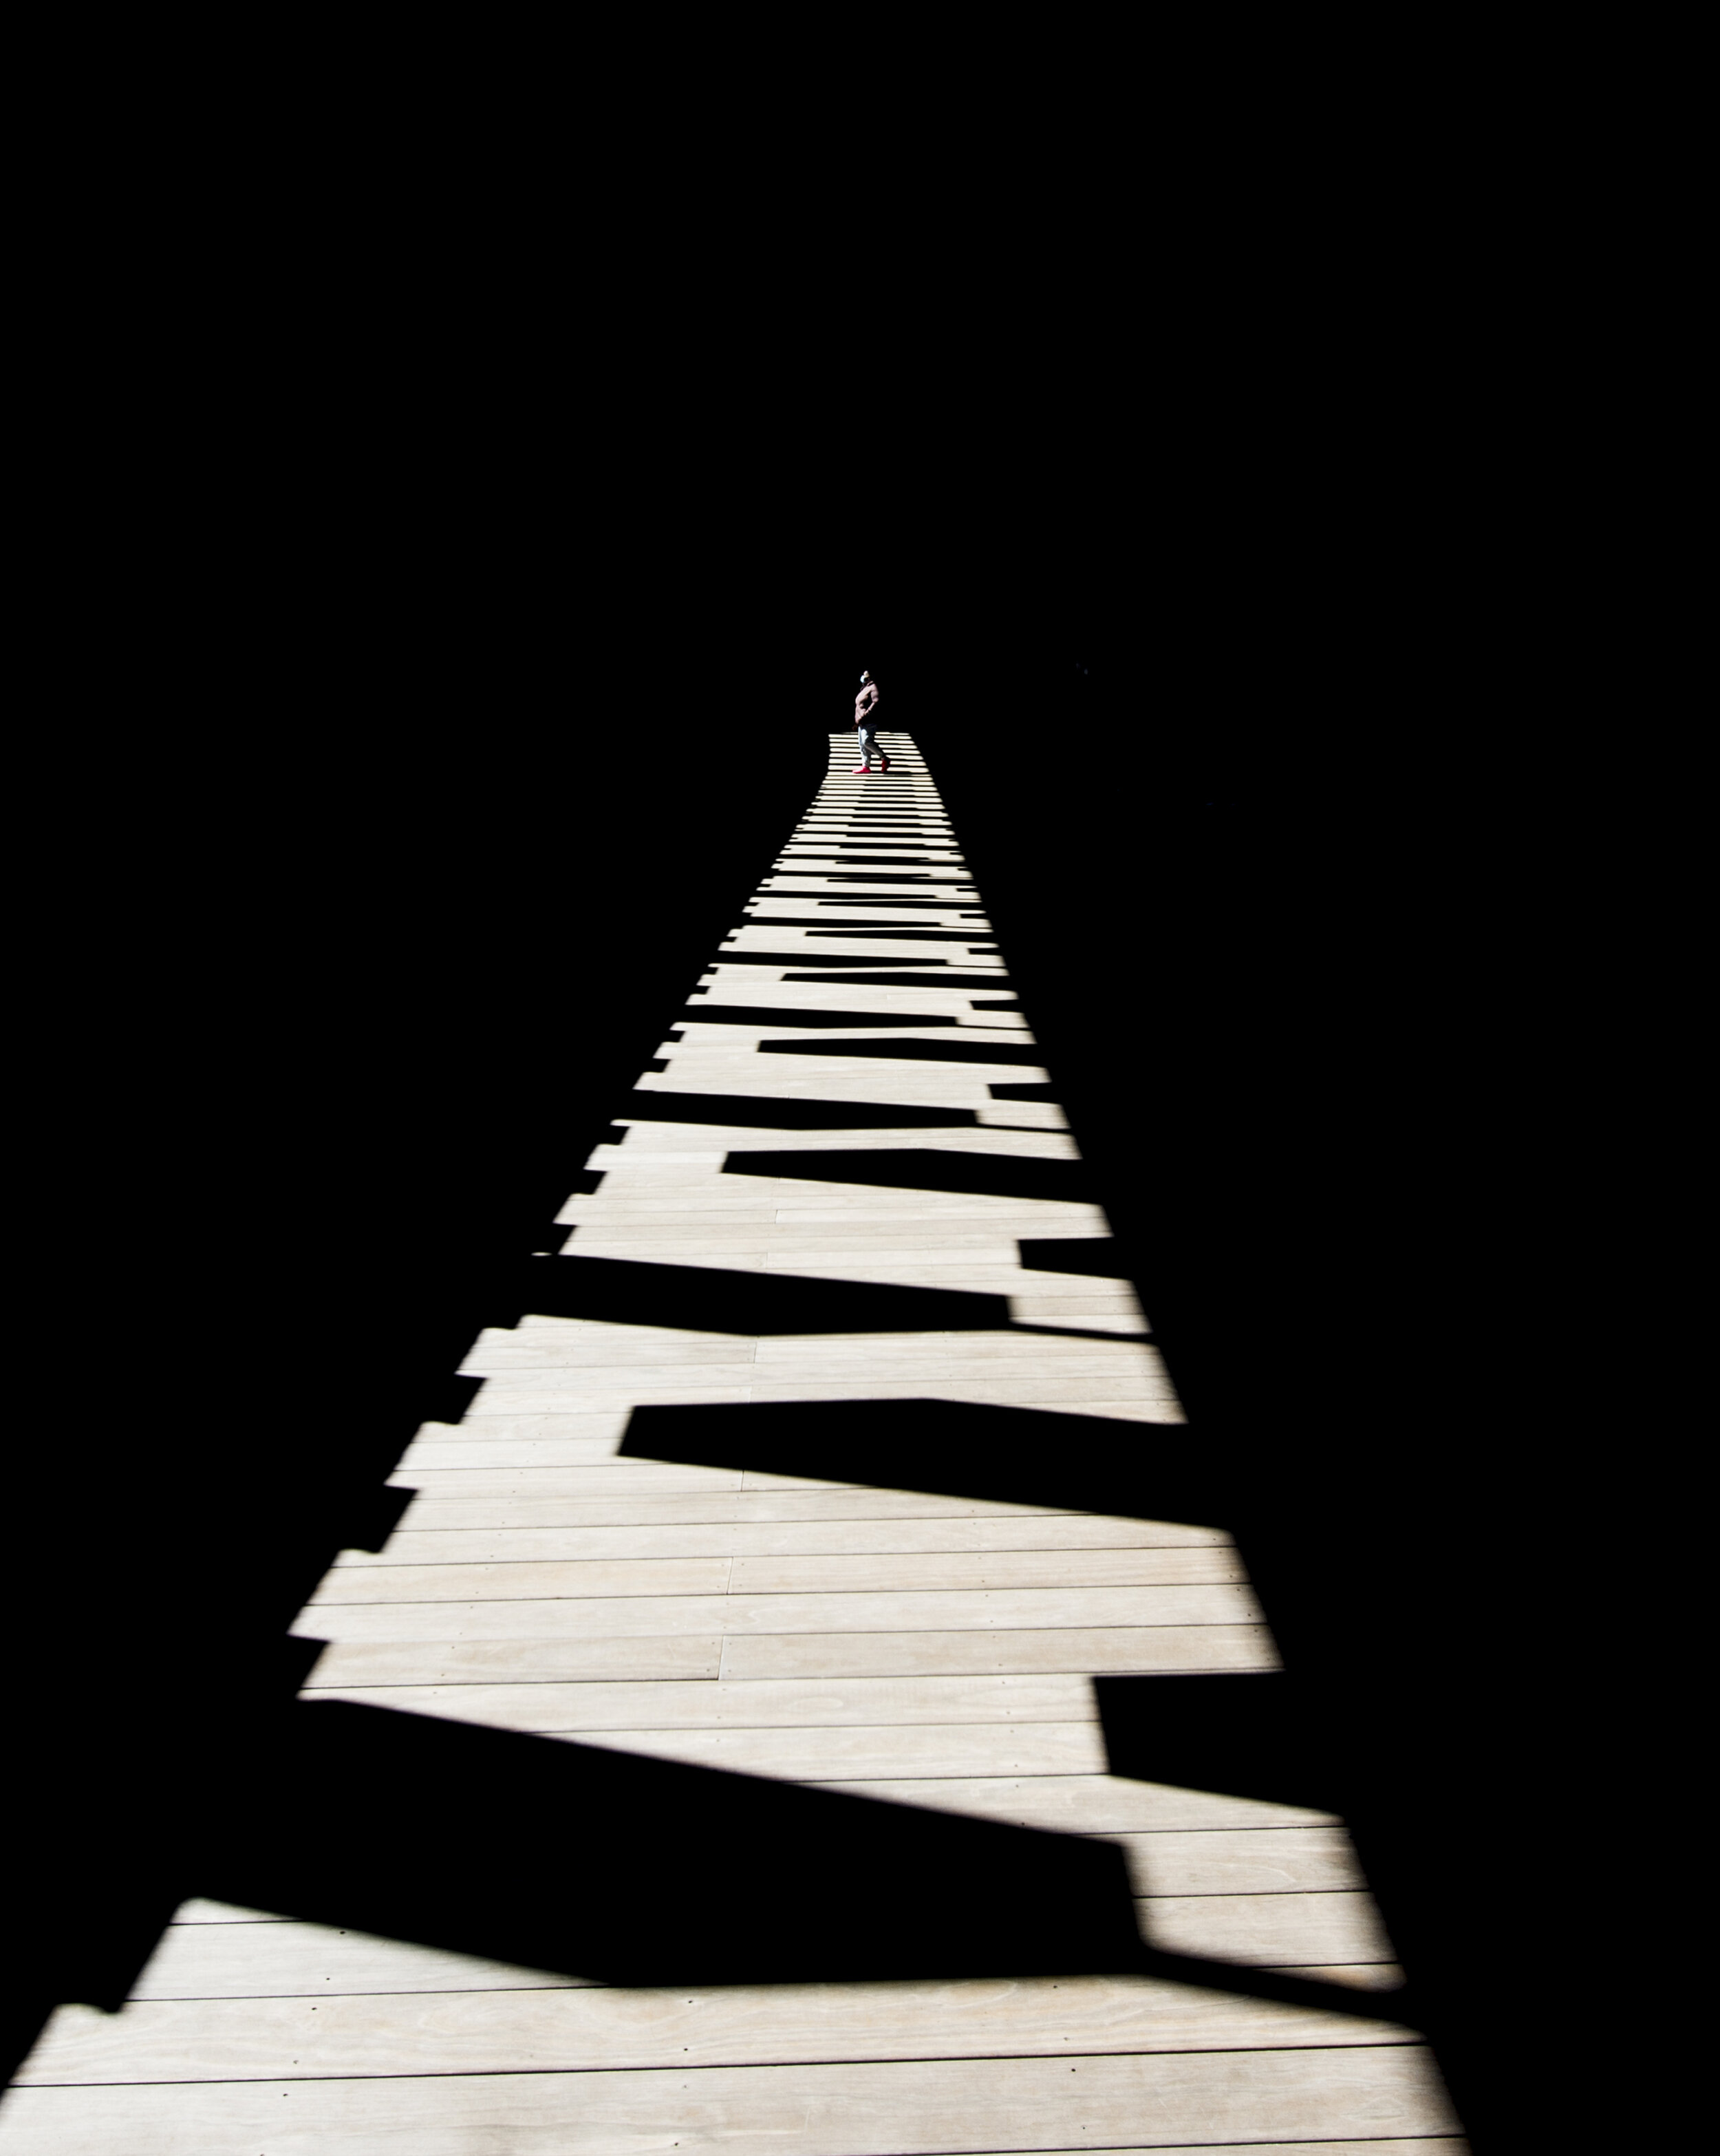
851, 765, 871, 774
879, 754, 892, 771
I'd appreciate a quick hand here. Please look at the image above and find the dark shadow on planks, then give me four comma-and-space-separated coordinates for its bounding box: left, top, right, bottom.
1095, 1672, 1346, 1813
191, 1698, 1412, 2025
1018, 1238, 1132, 1277
202, 1700, 1143, 1988
879, 637, 1543, 2146
620, 1398, 1223, 1527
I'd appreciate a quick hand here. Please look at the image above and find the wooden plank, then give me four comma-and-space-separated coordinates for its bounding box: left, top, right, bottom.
23, 734, 1450, 2155
302, 1636, 723, 1686
128, 1921, 594, 2000
433, 1385, 754, 1421
824, 1775, 1341, 1834
631, 1074, 989, 1100
749, 1230, 1110, 1257
552, 1199, 784, 1222
1112, 1827, 1368, 1897
356, 1516, 1232, 1563
402, 1411, 676, 1440
0, 2046, 1461, 2153
319, 1549, 1242, 1602
724, 1550, 1246, 1593
461, 1345, 761, 1372
563, 1215, 1100, 1243
466, 1330, 764, 1358
391, 1488, 1104, 1530
1139, 1890, 1399, 1970
1263, 1964, 1408, 1993
172, 1902, 294, 1924
15, 1970, 1415, 2086
755, 1193, 1093, 1219
943, 2146, 1461, 2155
412, 1409, 644, 1439
310, 1673, 1097, 1733
392, 1438, 639, 1470
1011, 1310, 1150, 1335
465, 1319, 763, 1354
385, 1464, 746, 1498
744, 1256, 1064, 1281
717, 1625, 1276, 1678
306, 1559, 735, 1605
539, 1720, 1109, 1778
740, 1339, 1165, 1372
693, 1054, 1054, 1081
294, 1583, 1265, 1643
740, 1381, 1179, 1413
303, 1622, 1273, 1691
458, 1352, 1172, 1392
738, 1249, 1052, 1277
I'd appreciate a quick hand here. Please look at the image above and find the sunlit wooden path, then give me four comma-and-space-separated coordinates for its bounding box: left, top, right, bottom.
6, 734, 1465, 2150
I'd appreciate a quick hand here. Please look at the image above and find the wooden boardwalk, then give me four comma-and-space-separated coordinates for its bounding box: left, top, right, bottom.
4, 735, 1465, 2150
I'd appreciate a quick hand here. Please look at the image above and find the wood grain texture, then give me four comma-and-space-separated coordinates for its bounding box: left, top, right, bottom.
294, 1583, 1265, 1643
824, 1774, 1340, 1833
127, 1923, 592, 2002
0, 2048, 1461, 2154
303, 1621, 1273, 1690
1139, 1891, 1399, 1970
714, 1623, 1277, 1678
16, 1970, 1412, 2086
310, 1546, 1245, 1603
354, 1514, 1231, 1561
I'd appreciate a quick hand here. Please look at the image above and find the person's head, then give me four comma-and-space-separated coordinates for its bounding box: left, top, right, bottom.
859, 669, 872, 685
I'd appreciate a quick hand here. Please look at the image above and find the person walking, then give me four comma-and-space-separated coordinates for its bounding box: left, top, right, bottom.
852, 669, 890, 773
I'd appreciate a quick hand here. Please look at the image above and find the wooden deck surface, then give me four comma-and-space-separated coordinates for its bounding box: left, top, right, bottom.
3, 735, 1466, 2150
